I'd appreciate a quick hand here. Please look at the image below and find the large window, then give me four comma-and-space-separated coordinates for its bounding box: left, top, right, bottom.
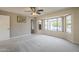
44, 17, 63, 32
47, 18, 57, 31
66, 15, 72, 33
48, 18, 58, 31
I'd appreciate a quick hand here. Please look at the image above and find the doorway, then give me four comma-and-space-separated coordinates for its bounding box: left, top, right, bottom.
0, 15, 10, 41
31, 19, 37, 34
31, 19, 35, 33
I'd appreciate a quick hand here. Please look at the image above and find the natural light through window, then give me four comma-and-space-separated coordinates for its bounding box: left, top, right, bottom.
66, 15, 72, 33
44, 17, 63, 32
58, 18, 63, 31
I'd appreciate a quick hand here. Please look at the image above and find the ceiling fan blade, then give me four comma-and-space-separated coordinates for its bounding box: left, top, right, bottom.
37, 12, 41, 14
38, 9, 43, 11
30, 7, 36, 12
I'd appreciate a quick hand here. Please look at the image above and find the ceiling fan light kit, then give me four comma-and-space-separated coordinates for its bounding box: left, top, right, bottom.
32, 12, 37, 16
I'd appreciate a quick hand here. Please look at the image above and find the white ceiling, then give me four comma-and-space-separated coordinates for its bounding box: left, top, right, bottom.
0, 7, 67, 16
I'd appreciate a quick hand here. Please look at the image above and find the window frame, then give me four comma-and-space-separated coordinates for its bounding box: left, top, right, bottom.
65, 14, 72, 33
47, 18, 58, 31
44, 19, 48, 30
57, 17, 63, 32
44, 17, 63, 32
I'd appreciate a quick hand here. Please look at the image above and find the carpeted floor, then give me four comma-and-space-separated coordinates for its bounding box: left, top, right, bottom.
0, 34, 79, 52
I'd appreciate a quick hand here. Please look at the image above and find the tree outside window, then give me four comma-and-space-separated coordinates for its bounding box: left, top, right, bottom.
44, 17, 63, 32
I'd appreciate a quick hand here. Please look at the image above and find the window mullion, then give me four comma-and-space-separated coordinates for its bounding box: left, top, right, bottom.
57, 18, 58, 32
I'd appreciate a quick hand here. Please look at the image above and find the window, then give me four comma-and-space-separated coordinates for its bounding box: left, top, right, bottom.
58, 18, 63, 31
48, 18, 58, 31
66, 15, 72, 33
44, 17, 63, 32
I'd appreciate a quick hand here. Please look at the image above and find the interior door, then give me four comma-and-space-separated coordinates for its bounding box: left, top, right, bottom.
0, 15, 10, 41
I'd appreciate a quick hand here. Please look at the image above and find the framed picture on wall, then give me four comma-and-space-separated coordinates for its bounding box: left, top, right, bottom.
17, 16, 26, 23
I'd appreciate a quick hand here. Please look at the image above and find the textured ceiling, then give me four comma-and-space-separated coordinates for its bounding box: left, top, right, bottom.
0, 7, 67, 16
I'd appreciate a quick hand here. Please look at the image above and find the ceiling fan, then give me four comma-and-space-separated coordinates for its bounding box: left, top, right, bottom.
24, 7, 44, 16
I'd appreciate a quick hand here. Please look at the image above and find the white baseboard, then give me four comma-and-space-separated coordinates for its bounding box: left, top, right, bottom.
68, 40, 79, 44
74, 41, 79, 44
10, 34, 31, 39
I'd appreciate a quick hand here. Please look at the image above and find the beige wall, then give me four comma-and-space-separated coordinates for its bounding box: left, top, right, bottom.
0, 10, 31, 38
36, 8, 77, 43
72, 8, 79, 43
10, 16, 31, 37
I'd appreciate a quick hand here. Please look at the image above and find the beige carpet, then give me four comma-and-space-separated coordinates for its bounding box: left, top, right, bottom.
0, 34, 79, 52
